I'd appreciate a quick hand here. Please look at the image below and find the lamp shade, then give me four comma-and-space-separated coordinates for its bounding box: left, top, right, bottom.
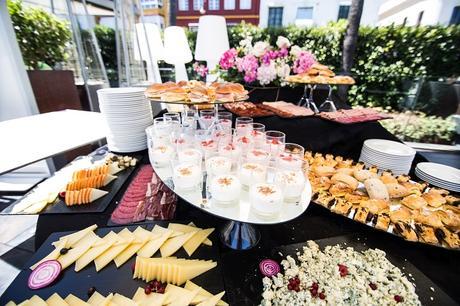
163, 26, 193, 64
194, 15, 229, 62
134, 23, 164, 62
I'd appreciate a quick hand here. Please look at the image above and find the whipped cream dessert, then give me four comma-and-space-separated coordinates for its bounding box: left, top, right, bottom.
205, 156, 232, 176
200, 139, 217, 154
150, 145, 174, 167
235, 135, 253, 153
177, 148, 202, 166
172, 163, 202, 190
274, 170, 305, 202
247, 149, 270, 165
239, 162, 267, 188
277, 152, 304, 170
218, 143, 242, 161
218, 118, 232, 131
209, 174, 241, 204
264, 139, 285, 158
250, 183, 283, 217
251, 129, 266, 146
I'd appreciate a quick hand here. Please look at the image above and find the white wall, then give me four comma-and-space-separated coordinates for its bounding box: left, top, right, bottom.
378, 0, 460, 26
259, 0, 383, 28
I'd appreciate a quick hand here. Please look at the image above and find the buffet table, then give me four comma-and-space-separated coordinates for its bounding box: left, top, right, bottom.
28, 115, 459, 305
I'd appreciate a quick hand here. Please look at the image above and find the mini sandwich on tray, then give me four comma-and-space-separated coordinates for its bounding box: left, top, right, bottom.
260, 101, 314, 118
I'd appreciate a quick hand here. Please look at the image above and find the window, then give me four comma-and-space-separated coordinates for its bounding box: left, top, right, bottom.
450, 6, 460, 25
224, 0, 235, 10
296, 7, 313, 20
268, 7, 283, 27
193, 0, 204, 11
337, 5, 350, 20
240, 0, 251, 10
209, 0, 219, 10
416, 11, 424, 26
178, 0, 189, 11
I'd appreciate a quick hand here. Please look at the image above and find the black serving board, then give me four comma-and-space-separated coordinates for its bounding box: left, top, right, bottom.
1, 156, 141, 215
0, 221, 225, 305
221, 234, 457, 306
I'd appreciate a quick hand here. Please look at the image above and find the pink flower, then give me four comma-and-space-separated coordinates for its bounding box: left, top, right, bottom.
236, 54, 259, 83
219, 48, 238, 70
279, 47, 288, 57
293, 51, 316, 74
193, 62, 208, 78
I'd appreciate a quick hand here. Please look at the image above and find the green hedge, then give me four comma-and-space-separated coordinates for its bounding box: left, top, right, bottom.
188, 21, 460, 110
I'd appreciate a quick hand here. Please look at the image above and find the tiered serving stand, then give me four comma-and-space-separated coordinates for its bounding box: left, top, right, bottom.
148, 97, 312, 250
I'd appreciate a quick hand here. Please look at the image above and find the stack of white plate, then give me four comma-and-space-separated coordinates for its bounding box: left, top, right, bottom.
97, 88, 152, 152
416, 162, 460, 192
359, 139, 416, 175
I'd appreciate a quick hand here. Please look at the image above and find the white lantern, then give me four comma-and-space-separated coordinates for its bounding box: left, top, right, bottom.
134, 23, 164, 83
163, 26, 193, 82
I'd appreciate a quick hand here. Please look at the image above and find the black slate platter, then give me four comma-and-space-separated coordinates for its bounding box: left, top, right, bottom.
1, 156, 141, 215
0, 222, 225, 305
221, 234, 457, 306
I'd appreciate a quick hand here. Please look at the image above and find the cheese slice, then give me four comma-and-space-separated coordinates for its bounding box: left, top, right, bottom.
111, 293, 136, 306
132, 288, 165, 306
30, 238, 68, 270
46, 293, 69, 306
183, 228, 214, 256
166, 286, 200, 306
58, 231, 99, 269
75, 231, 118, 272
64, 294, 90, 306
88, 292, 114, 306
94, 230, 133, 271
137, 228, 172, 258
26, 296, 47, 306
5, 301, 17, 306
17, 301, 30, 306
185, 281, 228, 306
174, 223, 212, 246
55, 225, 98, 248
196, 292, 226, 306
153, 224, 182, 237
22, 200, 49, 214
160, 231, 197, 257
113, 228, 153, 268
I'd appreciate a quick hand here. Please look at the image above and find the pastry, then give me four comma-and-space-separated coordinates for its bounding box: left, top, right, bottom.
331, 198, 353, 216
315, 191, 336, 208
393, 222, 418, 241
312, 165, 336, 177
353, 169, 378, 182
422, 190, 446, 207
375, 213, 391, 231
414, 224, 439, 244
331, 173, 359, 190
413, 210, 443, 228
390, 207, 412, 223
354, 207, 370, 223
401, 194, 427, 210
385, 183, 410, 198
329, 182, 353, 197
445, 195, 460, 206
434, 227, 460, 248
364, 178, 389, 201
380, 171, 398, 185
336, 167, 354, 176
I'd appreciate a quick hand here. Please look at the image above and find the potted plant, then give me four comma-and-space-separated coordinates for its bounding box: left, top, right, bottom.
7, 0, 83, 113
214, 36, 316, 102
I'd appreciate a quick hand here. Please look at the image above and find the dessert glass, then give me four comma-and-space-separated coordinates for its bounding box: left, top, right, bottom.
249, 183, 283, 217
209, 174, 241, 206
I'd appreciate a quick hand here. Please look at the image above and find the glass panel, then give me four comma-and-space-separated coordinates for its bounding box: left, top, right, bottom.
209, 0, 219, 10
338, 5, 350, 20
268, 7, 283, 27
239, 0, 251, 10
224, 0, 235, 10
296, 7, 313, 20
449, 6, 460, 25
193, 0, 204, 11
179, 0, 189, 11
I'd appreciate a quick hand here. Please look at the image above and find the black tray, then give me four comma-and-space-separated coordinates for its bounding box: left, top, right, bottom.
0, 221, 225, 304
1, 156, 140, 215
221, 234, 457, 306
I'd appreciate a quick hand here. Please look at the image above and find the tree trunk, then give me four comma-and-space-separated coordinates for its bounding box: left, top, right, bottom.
339, 0, 364, 103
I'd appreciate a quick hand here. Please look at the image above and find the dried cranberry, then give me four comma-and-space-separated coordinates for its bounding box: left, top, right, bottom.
319, 292, 326, 300
144, 286, 152, 295
59, 191, 66, 198
338, 264, 349, 277
157, 286, 165, 294
311, 282, 319, 290
287, 284, 293, 290
394, 295, 404, 303
87, 286, 96, 297
369, 283, 377, 290
310, 288, 318, 297
294, 287, 300, 292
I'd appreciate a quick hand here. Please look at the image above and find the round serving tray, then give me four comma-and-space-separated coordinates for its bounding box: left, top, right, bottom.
153, 165, 312, 225
147, 96, 250, 105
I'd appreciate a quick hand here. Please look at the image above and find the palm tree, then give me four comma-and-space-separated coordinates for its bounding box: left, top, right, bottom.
339, 0, 364, 102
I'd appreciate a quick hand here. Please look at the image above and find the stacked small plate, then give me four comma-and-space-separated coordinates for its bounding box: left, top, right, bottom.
359, 139, 416, 175
416, 162, 460, 192
97, 88, 153, 152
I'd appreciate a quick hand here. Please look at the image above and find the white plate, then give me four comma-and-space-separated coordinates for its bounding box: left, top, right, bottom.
363, 139, 416, 157
416, 163, 460, 183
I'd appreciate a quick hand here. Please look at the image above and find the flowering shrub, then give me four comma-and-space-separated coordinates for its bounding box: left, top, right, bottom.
216, 36, 316, 87
193, 62, 208, 79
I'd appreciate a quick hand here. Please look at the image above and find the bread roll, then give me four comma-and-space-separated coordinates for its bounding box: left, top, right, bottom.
364, 178, 389, 201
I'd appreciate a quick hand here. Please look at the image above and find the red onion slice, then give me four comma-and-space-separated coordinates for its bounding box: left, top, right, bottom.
259, 259, 280, 277
28, 260, 62, 290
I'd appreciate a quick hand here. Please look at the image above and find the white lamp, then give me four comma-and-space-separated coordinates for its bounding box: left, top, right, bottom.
195, 16, 229, 82
163, 26, 193, 82
135, 23, 164, 83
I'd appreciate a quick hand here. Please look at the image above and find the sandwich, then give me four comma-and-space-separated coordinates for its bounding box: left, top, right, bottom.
215, 83, 235, 102
161, 87, 187, 102
188, 85, 210, 103
145, 82, 178, 98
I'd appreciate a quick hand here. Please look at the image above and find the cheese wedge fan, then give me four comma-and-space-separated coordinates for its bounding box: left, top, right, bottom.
132, 288, 166, 306
185, 281, 228, 306
46, 293, 68, 306
133, 256, 217, 285
65, 188, 108, 206
54, 224, 97, 248
160, 231, 197, 257
72, 164, 121, 180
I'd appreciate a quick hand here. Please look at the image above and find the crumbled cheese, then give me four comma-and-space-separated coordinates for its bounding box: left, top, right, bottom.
260, 241, 421, 306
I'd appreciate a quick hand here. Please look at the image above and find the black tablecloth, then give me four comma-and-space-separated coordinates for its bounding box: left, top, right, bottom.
32, 115, 460, 304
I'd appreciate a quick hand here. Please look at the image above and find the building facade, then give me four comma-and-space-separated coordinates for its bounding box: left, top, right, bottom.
140, 0, 168, 29
378, 0, 460, 26
174, 0, 260, 28
258, 0, 383, 28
